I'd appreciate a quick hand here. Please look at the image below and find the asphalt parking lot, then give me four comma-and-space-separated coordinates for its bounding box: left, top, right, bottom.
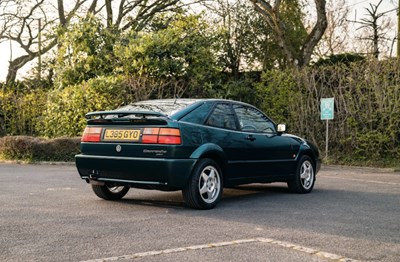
0, 164, 399, 261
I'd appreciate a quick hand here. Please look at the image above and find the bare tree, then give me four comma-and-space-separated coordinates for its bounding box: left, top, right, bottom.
0, 0, 90, 83
351, 0, 394, 59
110, 0, 189, 31
314, 0, 349, 58
0, 0, 202, 84
249, 0, 328, 68
204, 0, 263, 75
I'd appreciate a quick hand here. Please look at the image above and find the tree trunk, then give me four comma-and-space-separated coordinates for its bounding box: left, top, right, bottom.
57, 0, 66, 26
300, 0, 328, 66
6, 39, 57, 83
105, 0, 113, 28
6, 55, 35, 84
250, 0, 327, 68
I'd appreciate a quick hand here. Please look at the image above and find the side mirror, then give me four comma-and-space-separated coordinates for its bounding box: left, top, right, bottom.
277, 124, 286, 133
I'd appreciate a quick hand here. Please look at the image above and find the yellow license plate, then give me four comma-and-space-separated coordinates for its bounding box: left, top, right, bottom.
103, 129, 141, 141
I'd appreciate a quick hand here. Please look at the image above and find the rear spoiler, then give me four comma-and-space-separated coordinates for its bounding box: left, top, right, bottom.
85, 111, 168, 120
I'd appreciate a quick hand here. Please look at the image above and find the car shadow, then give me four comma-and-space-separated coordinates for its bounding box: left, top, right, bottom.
220, 183, 301, 205
117, 197, 186, 209
115, 183, 294, 210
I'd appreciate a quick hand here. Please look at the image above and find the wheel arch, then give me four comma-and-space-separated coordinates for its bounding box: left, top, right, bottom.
297, 143, 320, 173
190, 143, 228, 181
298, 150, 316, 164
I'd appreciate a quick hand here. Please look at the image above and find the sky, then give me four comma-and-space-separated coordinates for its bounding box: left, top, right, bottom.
0, 0, 398, 82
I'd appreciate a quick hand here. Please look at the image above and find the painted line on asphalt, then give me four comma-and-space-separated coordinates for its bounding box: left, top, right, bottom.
80, 237, 359, 262
320, 175, 400, 186
47, 187, 76, 191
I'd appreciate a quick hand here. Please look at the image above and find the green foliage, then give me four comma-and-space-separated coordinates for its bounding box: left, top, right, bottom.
39, 75, 127, 137
249, 0, 307, 69
211, 0, 308, 72
314, 53, 365, 66
114, 14, 218, 97
256, 69, 300, 124
0, 87, 47, 136
0, 136, 80, 162
1, 5, 399, 167
55, 15, 118, 88
276, 0, 308, 63
255, 59, 400, 165
212, 1, 260, 75
53, 13, 218, 98
204, 72, 260, 105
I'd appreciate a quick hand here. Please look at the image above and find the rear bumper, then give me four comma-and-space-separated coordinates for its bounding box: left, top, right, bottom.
75, 154, 197, 189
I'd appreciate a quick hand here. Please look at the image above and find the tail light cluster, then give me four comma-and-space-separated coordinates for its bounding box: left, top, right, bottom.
81, 127, 181, 145
142, 128, 181, 144
81, 127, 102, 142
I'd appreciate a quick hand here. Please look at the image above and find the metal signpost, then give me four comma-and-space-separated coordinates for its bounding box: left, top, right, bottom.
320, 98, 334, 159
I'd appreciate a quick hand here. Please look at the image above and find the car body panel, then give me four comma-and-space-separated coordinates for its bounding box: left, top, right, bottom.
76, 99, 321, 192
76, 154, 196, 189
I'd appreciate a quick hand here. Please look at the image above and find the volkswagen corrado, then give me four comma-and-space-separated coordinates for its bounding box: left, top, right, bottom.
75, 99, 321, 209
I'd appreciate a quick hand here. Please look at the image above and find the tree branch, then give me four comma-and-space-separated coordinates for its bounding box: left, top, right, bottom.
301, 0, 327, 66
250, 0, 327, 68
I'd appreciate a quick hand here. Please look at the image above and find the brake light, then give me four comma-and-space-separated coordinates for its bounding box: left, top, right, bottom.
81, 127, 102, 142
158, 135, 181, 144
142, 128, 181, 145
158, 128, 180, 136
142, 128, 159, 144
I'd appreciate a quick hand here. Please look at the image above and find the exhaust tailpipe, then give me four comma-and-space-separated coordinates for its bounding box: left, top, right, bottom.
85, 177, 105, 186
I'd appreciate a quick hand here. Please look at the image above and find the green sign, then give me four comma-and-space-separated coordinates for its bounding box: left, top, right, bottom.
321, 98, 334, 120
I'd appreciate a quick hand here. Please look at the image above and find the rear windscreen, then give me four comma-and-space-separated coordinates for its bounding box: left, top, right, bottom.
118, 99, 201, 116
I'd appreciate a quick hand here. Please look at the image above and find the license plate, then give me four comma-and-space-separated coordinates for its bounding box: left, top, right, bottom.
103, 129, 141, 141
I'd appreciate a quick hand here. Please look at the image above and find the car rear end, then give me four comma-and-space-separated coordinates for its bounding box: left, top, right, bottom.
75, 100, 200, 190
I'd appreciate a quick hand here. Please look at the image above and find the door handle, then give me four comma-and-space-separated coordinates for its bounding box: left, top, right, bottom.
246, 135, 256, 141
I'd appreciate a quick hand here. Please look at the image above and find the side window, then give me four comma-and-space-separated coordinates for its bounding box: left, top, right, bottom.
206, 104, 237, 130
233, 105, 275, 133
180, 102, 213, 125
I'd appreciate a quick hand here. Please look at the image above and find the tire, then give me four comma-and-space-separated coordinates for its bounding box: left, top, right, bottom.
287, 156, 315, 194
91, 184, 130, 200
182, 158, 223, 209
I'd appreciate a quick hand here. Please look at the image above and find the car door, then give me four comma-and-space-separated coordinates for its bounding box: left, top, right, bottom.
228, 104, 297, 179
201, 103, 252, 177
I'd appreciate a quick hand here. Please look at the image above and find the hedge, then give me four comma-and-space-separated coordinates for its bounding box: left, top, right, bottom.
1, 59, 399, 167
0, 88, 47, 136
0, 136, 81, 162
256, 59, 400, 166
39, 75, 128, 138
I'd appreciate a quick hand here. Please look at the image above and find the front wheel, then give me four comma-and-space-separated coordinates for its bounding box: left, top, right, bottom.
182, 159, 223, 209
91, 184, 130, 200
287, 156, 315, 193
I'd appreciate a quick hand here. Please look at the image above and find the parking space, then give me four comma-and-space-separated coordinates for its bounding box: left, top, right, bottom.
0, 164, 399, 261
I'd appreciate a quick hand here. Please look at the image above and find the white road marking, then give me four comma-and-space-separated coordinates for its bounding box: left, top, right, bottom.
320, 175, 400, 186
47, 187, 75, 191
80, 237, 359, 262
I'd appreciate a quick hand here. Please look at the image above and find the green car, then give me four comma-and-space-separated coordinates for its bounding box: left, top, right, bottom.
76, 99, 321, 209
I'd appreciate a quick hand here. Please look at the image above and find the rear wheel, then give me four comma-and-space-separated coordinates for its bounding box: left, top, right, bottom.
287, 156, 315, 193
91, 184, 130, 200
182, 158, 223, 209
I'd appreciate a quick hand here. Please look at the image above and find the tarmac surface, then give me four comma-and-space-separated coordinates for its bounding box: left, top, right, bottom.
0, 164, 399, 261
